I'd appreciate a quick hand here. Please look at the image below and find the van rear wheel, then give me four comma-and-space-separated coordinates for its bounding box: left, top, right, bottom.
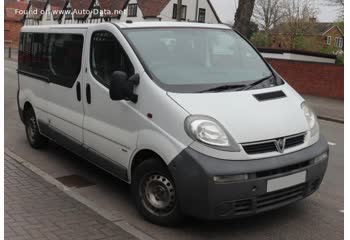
24, 108, 48, 149
131, 158, 182, 226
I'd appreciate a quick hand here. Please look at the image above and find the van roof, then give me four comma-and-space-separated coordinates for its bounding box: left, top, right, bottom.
21, 21, 231, 32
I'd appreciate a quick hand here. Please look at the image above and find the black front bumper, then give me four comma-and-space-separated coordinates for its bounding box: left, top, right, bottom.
169, 136, 329, 220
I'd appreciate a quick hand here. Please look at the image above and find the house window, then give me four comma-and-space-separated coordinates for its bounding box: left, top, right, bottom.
325, 36, 331, 45
172, 4, 187, 20
335, 37, 343, 48
198, 8, 206, 23
91, 6, 100, 18
128, 4, 137, 17
65, 7, 72, 20
46, 11, 52, 20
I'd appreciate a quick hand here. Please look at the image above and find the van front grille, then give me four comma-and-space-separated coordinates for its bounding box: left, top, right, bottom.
242, 133, 306, 155
215, 184, 307, 216
256, 184, 305, 210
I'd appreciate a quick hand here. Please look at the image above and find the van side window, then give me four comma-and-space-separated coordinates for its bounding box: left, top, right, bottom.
18, 33, 25, 70
90, 31, 134, 88
49, 34, 84, 88
18, 32, 83, 88
20, 33, 33, 72
32, 33, 49, 76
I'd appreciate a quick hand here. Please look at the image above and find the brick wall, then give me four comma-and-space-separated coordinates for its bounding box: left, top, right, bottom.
5, 21, 22, 48
267, 59, 344, 99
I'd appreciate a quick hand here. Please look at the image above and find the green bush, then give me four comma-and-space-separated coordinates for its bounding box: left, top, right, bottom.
250, 32, 270, 47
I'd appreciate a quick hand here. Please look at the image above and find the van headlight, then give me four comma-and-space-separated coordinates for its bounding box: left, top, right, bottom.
301, 102, 319, 137
185, 115, 240, 152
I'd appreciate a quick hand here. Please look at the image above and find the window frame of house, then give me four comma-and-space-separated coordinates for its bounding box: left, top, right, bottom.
65, 7, 72, 20
91, 5, 101, 19
334, 37, 343, 48
172, 4, 187, 20
198, 8, 206, 23
127, 4, 138, 17
325, 35, 331, 45
46, 10, 52, 20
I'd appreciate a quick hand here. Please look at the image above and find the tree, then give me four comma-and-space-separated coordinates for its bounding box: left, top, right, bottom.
282, 0, 318, 49
253, 0, 286, 33
247, 21, 259, 39
233, 0, 256, 37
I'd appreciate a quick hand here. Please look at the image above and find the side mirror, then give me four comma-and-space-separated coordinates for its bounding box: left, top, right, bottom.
109, 71, 139, 103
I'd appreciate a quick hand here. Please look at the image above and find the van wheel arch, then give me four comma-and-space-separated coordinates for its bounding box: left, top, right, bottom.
23, 102, 34, 120
131, 150, 168, 181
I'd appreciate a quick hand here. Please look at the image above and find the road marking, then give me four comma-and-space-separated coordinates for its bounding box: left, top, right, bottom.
328, 142, 336, 146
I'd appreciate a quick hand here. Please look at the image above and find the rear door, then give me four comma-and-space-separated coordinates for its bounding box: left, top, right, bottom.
18, 32, 50, 126
46, 29, 86, 146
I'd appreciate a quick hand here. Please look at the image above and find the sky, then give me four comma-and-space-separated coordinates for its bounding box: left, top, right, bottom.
210, 0, 340, 25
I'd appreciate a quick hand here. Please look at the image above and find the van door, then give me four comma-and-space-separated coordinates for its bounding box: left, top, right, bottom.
82, 26, 139, 180
46, 29, 86, 148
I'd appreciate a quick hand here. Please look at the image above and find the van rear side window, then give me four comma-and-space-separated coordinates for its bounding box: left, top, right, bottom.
49, 34, 84, 87
18, 32, 84, 88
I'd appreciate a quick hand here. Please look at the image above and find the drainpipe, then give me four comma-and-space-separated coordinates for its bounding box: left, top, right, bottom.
194, 0, 199, 22
176, 0, 182, 21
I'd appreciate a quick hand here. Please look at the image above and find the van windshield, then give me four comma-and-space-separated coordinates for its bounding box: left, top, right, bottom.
124, 28, 274, 93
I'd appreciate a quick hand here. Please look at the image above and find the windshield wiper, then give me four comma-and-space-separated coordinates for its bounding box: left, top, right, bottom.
199, 84, 247, 93
240, 75, 275, 91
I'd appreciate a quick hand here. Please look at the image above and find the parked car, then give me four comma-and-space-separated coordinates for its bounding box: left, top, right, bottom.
17, 21, 329, 226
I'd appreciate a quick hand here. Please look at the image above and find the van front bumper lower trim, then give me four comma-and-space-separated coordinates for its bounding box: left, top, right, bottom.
169, 136, 329, 220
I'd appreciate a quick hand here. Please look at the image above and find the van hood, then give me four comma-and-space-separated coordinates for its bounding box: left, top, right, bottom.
168, 86, 309, 143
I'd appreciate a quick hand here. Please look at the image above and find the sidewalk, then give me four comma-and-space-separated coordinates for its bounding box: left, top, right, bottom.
303, 95, 344, 123
4, 152, 138, 240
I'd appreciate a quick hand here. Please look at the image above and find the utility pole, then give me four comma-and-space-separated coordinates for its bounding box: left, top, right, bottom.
176, 0, 182, 21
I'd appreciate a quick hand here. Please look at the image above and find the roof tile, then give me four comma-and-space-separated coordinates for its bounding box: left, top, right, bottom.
138, 0, 170, 18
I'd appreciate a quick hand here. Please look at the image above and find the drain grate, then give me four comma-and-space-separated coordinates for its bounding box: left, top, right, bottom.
56, 174, 95, 188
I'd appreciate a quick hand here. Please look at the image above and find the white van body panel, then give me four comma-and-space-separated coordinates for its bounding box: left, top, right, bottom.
168, 84, 308, 143
18, 75, 48, 124
82, 23, 143, 169
168, 83, 318, 160
130, 72, 193, 172
46, 28, 87, 143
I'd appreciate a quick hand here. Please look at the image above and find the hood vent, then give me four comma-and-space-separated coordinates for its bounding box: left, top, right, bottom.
254, 91, 286, 101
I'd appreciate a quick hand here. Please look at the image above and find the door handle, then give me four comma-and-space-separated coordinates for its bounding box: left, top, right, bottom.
86, 84, 91, 104
76, 82, 81, 101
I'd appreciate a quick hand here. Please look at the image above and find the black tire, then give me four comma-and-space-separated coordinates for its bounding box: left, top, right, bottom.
24, 107, 48, 149
131, 158, 183, 226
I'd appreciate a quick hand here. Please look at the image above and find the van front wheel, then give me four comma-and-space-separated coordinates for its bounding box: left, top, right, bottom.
131, 158, 182, 226
24, 108, 48, 149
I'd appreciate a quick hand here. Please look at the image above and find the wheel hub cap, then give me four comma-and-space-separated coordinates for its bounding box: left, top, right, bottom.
143, 174, 176, 214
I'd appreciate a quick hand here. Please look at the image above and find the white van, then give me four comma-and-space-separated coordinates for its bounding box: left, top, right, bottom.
17, 22, 329, 226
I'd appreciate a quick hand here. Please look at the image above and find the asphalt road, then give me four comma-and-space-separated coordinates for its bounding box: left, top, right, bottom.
5, 59, 344, 240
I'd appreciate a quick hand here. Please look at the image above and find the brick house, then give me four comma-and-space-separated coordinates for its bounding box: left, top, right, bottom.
24, 0, 220, 25
4, 0, 29, 47
269, 22, 344, 53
